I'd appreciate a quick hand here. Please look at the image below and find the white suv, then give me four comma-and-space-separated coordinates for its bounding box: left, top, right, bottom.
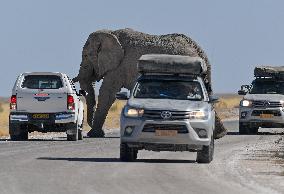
9, 72, 85, 141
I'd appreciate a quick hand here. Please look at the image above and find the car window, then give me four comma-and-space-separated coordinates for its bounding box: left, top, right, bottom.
21, 75, 63, 89
250, 81, 284, 94
133, 80, 204, 101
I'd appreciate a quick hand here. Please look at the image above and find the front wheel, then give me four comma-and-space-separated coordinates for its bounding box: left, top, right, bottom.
239, 122, 258, 135
239, 122, 248, 135
78, 116, 84, 140
120, 143, 138, 162
78, 129, 83, 140
196, 136, 214, 163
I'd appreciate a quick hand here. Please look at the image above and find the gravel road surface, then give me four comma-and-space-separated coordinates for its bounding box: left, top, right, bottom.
0, 121, 283, 194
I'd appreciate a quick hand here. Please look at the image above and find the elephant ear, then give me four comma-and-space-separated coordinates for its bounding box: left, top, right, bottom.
94, 31, 124, 77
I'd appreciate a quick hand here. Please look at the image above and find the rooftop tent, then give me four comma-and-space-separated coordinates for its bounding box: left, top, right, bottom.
138, 54, 207, 75
254, 66, 284, 78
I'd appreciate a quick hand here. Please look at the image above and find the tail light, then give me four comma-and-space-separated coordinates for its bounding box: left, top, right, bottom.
67, 95, 75, 110
10, 95, 17, 110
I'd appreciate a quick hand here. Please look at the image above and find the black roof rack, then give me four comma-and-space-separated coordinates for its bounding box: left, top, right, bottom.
254, 66, 284, 79
138, 54, 207, 76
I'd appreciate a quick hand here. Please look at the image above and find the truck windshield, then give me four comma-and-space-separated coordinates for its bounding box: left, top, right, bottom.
22, 75, 63, 89
133, 80, 204, 100
250, 81, 284, 94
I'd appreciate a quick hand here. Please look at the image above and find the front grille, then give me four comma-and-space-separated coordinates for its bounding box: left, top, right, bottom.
251, 110, 281, 116
252, 100, 282, 108
142, 124, 188, 133
143, 110, 190, 120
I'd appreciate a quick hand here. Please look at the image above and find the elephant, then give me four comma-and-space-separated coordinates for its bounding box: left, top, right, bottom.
73, 28, 227, 139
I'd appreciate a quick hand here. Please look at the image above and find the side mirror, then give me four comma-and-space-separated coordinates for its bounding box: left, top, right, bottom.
209, 95, 219, 103
116, 92, 129, 100
238, 90, 247, 95
238, 85, 250, 95
78, 90, 87, 96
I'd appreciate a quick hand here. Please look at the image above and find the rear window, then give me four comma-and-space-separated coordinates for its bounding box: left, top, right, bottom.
21, 75, 63, 89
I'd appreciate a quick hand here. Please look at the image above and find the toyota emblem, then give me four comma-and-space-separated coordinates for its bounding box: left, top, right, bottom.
161, 111, 172, 119
264, 101, 270, 107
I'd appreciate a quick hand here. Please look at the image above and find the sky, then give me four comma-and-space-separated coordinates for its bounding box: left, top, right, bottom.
1, 0, 284, 96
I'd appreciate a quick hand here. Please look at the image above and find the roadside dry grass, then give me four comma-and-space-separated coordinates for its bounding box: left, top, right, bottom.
0, 102, 9, 136
0, 95, 241, 136
215, 94, 242, 109
103, 100, 126, 130
215, 94, 242, 120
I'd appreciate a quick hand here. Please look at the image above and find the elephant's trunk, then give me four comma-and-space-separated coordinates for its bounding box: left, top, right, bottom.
74, 59, 101, 128
72, 75, 80, 83
80, 80, 96, 127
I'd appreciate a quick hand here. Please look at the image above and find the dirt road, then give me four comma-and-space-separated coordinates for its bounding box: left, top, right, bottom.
0, 121, 283, 194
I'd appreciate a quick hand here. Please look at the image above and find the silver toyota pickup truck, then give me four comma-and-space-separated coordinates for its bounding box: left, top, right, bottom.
238, 66, 284, 134
116, 54, 218, 163
9, 72, 85, 141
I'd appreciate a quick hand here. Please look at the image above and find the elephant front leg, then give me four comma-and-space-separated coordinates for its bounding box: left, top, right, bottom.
80, 81, 96, 128
214, 112, 227, 139
87, 72, 123, 137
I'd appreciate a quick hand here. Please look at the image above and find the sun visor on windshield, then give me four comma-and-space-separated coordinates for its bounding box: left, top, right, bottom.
254, 66, 284, 79
138, 54, 207, 75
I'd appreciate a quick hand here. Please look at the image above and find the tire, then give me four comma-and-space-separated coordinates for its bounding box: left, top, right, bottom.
9, 123, 28, 141
67, 123, 78, 141
120, 143, 138, 162
10, 132, 28, 141
239, 122, 258, 135
249, 127, 258, 134
196, 136, 214, 163
78, 116, 84, 140
78, 129, 83, 140
214, 112, 227, 139
239, 122, 248, 135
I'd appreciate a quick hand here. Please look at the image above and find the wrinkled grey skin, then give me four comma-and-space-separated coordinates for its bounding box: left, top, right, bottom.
73, 28, 226, 138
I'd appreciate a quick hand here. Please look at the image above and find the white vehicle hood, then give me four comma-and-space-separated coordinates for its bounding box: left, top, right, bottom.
244, 94, 284, 101
127, 98, 208, 111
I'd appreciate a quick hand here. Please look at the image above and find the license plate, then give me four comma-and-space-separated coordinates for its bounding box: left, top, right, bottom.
155, 130, 177, 137
32, 114, 50, 119
260, 114, 273, 119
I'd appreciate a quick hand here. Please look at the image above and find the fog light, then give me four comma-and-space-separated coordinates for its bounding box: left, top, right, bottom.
198, 129, 207, 138
124, 126, 134, 136
194, 128, 208, 138
241, 111, 247, 118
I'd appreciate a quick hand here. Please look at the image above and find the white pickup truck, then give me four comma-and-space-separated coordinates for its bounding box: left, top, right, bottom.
9, 72, 85, 141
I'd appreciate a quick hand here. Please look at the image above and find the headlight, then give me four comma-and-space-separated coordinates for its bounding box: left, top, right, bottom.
124, 106, 144, 117
240, 100, 252, 107
280, 100, 284, 107
189, 110, 208, 120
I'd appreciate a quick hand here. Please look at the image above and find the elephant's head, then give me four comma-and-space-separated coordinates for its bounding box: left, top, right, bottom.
73, 30, 124, 127
74, 30, 124, 84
